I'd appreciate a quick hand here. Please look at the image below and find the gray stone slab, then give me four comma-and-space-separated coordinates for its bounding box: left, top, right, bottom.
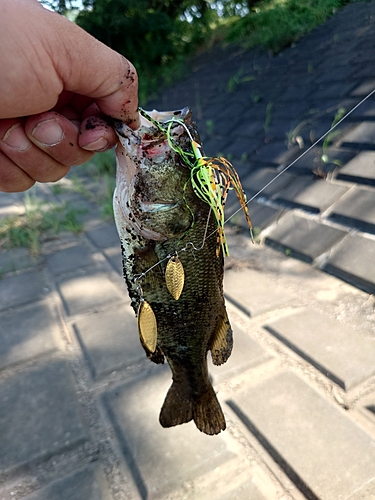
277, 83, 311, 101
0, 247, 39, 274
236, 120, 264, 138
351, 78, 375, 97
209, 322, 271, 381
0, 300, 61, 371
222, 137, 261, 160
341, 122, 375, 149
329, 186, 375, 234
346, 478, 375, 500
349, 90, 375, 114
0, 361, 88, 475
73, 303, 143, 380
0, 270, 46, 312
85, 223, 120, 250
22, 466, 108, 500
317, 81, 357, 99
0, 202, 25, 218
240, 167, 296, 199
58, 271, 124, 316
288, 146, 357, 175
264, 308, 375, 389
200, 136, 231, 157
323, 233, 375, 294
224, 268, 293, 317
314, 64, 354, 84
103, 246, 122, 275
218, 480, 267, 500
274, 178, 349, 213
104, 367, 236, 499
46, 242, 97, 276
228, 371, 375, 500
253, 142, 299, 167
227, 200, 284, 234
265, 212, 347, 263
337, 151, 375, 186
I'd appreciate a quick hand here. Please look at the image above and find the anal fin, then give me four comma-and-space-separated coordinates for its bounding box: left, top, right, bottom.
210, 310, 233, 366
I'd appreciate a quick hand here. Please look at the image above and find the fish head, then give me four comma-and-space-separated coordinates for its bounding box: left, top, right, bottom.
114, 107, 199, 241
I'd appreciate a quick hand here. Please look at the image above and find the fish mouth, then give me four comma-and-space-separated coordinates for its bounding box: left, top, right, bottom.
139, 201, 180, 213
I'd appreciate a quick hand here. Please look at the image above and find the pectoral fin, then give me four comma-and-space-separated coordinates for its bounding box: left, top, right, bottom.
210, 310, 233, 365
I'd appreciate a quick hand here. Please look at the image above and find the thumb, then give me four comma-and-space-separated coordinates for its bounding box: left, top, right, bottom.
49, 12, 140, 127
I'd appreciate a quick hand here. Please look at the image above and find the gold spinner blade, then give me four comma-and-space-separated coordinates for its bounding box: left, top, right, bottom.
165, 256, 185, 300
138, 300, 157, 353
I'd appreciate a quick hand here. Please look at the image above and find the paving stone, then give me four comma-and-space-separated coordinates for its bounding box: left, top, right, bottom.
46, 242, 97, 276
218, 480, 267, 500
228, 371, 375, 500
341, 122, 375, 149
0, 192, 25, 216
0, 270, 46, 312
240, 167, 296, 199
236, 120, 264, 138
264, 308, 375, 389
22, 466, 109, 500
209, 322, 271, 381
277, 83, 311, 102
317, 81, 357, 99
201, 136, 232, 157
264, 119, 298, 141
104, 366, 236, 499
265, 212, 347, 263
73, 303, 143, 380
337, 151, 375, 186
227, 199, 285, 234
288, 146, 357, 175
271, 101, 308, 122
314, 64, 354, 84
253, 142, 300, 166
0, 301, 61, 371
329, 186, 375, 234
274, 177, 349, 213
224, 268, 293, 317
348, 92, 375, 116
58, 271, 124, 316
0, 247, 39, 274
0, 361, 88, 475
85, 223, 120, 249
103, 246, 123, 275
221, 137, 263, 161
323, 233, 375, 294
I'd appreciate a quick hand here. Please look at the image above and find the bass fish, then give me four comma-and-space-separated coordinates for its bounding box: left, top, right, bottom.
113, 108, 251, 435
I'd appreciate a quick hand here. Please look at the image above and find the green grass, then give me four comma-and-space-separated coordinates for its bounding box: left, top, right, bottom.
0, 194, 84, 256
223, 0, 358, 53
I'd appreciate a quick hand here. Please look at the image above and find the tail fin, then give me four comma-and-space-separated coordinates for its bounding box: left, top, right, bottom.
159, 381, 193, 428
159, 382, 226, 435
193, 385, 226, 435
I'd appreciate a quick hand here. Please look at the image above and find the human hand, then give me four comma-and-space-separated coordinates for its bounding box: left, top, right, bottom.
0, 0, 140, 192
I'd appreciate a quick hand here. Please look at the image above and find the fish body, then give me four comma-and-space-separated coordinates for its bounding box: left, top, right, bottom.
113, 108, 233, 435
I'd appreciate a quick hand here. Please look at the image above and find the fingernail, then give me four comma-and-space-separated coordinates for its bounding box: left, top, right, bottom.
2, 123, 31, 151
82, 137, 109, 152
31, 118, 64, 146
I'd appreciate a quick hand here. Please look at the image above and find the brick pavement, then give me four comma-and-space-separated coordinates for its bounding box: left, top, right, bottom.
1, 2, 375, 499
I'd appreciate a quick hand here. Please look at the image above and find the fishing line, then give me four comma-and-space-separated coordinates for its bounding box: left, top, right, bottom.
132, 88, 375, 281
